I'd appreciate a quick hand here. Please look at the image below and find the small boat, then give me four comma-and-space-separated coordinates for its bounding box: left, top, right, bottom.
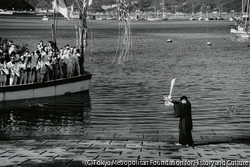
207, 42, 212, 45
190, 4, 195, 21
198, 5, 203, 21
107, 17, 113, 20
198, 17, 203, 21
238, 32, 250, 38
70, 14, 80, 19
0, 9, 13, 15
146, 17, 155, 21
69, 4, 80, 19
162, 17, 168, 21
231, 1, 250, 36
231, 25, 248, 34
146, 17, 162, 21
96, 17, 103, 20
42, 15, 49, 21
217, 17, 224, 20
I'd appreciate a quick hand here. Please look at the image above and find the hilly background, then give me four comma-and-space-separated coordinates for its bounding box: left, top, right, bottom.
0, 0, 242, 13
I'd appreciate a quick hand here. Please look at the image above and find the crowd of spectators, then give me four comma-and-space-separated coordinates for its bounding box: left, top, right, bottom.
0, 40, 82, 86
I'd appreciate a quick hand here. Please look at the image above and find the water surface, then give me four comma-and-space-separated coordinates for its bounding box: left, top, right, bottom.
0, 16, 249, 142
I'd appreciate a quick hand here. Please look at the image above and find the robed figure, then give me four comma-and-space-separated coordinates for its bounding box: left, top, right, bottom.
171, 96, 194, 146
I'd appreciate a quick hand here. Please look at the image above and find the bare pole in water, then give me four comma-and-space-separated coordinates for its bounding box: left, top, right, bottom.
248, 0, 250, 28
242, 0, 244, 15
162, 0, 164, 18
52, 8, 56, 43
52, 0, 59, 50
247, 0, 250, 30
75, 0, 88, 74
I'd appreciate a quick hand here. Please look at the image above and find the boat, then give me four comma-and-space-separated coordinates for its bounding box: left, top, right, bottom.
189, 4, 195, 21
146, 17, 162, 21
69, 4, 80, 19
0, 0, 92, 101
216, 4, 224, 20
146, 2, 162, 21
230, 21, 247, 34
95, 17, 103, 20
161, 0, 168, 20
231, 0, 250, 36
231, 15, 250, 34
197, 5, 203, 21
107, 16, 113, 20
239, 32, 250, 38
198, 17, 203, 21
0, 9, 13, 15
42, 15, 49, 21
0, 73, 91, 101
146, 17, 156, 21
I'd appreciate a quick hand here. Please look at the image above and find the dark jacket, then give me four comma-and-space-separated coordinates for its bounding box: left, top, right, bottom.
173, 101, 193, 130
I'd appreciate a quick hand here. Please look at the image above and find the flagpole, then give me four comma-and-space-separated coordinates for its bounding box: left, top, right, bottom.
162, 0, 164, 18
55, 11, 59, 44
52, 0, 60, 52
53, 9, 56, 43
52, 0, 57, 44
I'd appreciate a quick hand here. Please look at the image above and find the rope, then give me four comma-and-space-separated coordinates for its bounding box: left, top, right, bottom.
113, 0, 132, 65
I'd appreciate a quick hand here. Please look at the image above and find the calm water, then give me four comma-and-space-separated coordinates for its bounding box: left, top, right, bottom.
0, 16, 249, 141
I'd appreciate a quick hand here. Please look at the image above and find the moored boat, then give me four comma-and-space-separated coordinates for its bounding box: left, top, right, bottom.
42, 15, 49, 21
231, 0, 250, 36
231, 25, 250, 34
238, 32, 250, 38
198, 17, 203, 21
0, 9, 13, 15
0, 0, 92, 101
95, 17, 103, 20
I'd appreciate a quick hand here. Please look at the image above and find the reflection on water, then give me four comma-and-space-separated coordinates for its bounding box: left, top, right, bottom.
0, 92, 92, 140
230, 35, 250, 42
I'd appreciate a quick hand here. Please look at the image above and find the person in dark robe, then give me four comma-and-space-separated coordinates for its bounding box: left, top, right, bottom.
170, 96, 194, 147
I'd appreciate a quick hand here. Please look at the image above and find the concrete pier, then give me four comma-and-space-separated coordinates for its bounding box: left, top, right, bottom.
0, 127, 249, 166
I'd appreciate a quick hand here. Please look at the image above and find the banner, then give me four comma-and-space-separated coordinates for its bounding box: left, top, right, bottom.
89, 0, 93, 6
53, 0, 69, 19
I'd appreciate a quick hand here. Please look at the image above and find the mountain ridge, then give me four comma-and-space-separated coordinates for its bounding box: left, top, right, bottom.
0, 0, 243, 13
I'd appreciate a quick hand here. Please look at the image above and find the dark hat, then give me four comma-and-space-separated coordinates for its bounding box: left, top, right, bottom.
180, 96, 188, 101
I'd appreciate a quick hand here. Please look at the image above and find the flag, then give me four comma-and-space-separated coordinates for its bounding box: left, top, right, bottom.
53, 0, 69, 19
182, 0, 186, 5
244, 0, 249, 13
89, 0, 93, 6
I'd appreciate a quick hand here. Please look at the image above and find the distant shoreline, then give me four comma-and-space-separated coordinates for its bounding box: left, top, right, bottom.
0, 14, 234, 21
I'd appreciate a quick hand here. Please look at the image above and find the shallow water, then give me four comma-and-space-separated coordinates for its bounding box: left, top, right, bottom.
0, 16, 249, 141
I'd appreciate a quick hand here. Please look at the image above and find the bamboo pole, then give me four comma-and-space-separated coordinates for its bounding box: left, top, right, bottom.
75, 25, 79, 46
52, 9, 56, 43
76, 0, 88, 74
